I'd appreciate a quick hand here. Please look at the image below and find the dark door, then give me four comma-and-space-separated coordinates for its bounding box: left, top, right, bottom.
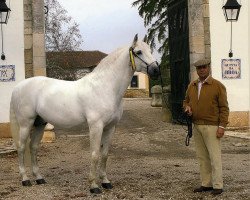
167, 0, 190, 122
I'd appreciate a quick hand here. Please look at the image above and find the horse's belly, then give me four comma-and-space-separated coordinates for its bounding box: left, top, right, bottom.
51, 119, 86, 129
38, 106, 86, 129
44, 113, 86, 129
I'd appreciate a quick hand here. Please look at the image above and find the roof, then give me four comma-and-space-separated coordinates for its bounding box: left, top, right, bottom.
46, 51, 108, 69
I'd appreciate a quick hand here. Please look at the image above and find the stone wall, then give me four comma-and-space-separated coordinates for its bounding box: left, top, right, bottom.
228, 111, 249, 128
0, 123, 10, 138
124, 89, 149, 98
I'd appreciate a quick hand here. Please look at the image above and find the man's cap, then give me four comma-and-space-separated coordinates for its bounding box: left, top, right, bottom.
193, 59, 211, 67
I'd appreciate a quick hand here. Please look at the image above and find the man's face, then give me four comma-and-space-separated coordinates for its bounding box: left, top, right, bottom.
196, 65, 210, 80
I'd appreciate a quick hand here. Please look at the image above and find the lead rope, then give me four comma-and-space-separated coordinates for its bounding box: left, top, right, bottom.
176, 112, 193, 146
185, 113, 193, 146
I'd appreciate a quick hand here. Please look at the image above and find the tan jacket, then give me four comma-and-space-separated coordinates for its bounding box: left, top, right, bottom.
183, 76, 229, 127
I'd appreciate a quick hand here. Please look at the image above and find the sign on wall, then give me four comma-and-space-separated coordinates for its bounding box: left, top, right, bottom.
0, 65, 15, 82
221, 59, 241, 79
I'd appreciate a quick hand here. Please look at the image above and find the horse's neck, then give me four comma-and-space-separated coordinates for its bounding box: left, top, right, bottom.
80, 48, 133, 100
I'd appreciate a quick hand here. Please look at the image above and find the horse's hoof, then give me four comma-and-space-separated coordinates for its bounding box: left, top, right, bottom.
102, 183, 113, 189
36, 179, 47, 185
22, 180, 32, 186
90, 188, 102, 194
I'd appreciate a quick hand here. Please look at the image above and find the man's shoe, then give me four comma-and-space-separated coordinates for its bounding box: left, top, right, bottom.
211, 189, 223, 195
193, 186, 213, 193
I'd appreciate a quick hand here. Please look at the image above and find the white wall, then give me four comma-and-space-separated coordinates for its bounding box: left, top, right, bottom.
137, 72, 148, 89
249, 0, 250, 113
128, 72, 148, 89
0, 0, 25, 122
209, 0, 249, 112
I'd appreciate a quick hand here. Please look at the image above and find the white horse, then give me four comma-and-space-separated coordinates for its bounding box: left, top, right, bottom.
10, 34, 160, 194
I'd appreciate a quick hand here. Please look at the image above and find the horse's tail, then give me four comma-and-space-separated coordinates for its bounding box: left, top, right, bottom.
10, 100, 19, 147
10, 99, 31, 166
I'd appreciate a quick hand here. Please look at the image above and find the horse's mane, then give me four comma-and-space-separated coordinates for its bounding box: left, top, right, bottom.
93, 46, 129, 72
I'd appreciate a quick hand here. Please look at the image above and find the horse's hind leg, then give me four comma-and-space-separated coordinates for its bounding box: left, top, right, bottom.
18, 125, 32, 186
30, 125, 46, 185
100, 125, 115, 190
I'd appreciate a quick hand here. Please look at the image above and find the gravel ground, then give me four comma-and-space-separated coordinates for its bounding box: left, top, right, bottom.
0, 98, 249, 200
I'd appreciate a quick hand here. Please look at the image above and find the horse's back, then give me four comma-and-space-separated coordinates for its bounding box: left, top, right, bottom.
13, 76, 51, 93
11, 77, 79, 124
11, 76, 48, 104
11, 76, 55, 105
11, 77, 44, 111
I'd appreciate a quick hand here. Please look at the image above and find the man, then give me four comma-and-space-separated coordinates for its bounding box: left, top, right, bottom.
183, 59, 229, 195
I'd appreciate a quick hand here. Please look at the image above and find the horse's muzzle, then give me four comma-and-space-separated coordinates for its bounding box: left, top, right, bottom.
147, 62, 160, 80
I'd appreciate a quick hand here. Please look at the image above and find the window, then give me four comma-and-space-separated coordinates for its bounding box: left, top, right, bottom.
130, 75, 138, 88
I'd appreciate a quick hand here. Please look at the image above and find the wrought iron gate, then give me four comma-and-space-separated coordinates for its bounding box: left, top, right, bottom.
167, 0, 190, 122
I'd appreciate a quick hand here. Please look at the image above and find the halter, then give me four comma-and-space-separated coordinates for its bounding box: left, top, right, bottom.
129, 47, 136, 70
129, 47, 158, 72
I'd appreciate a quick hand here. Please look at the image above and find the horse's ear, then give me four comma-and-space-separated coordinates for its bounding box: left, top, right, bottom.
143, 35, 148, 43
132, 34, 138, 48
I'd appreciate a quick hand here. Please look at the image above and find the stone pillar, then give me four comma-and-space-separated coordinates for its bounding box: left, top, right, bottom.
32, 0, 46, 76
24, 0, 33, 78
188, 0, 211, 81
161, 85, 172, 122
42, 123, 56, 143
203, 0, 211, 59
0, 123, 11, 138
24, 0, 46, 78
151, 85, 162, 107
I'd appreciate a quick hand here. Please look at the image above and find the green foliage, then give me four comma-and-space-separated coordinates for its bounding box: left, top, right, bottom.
133, 0, 170, 88
132, 0, 169, 57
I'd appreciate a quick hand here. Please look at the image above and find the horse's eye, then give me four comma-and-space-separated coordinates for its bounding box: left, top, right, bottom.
136, 50, 142, 55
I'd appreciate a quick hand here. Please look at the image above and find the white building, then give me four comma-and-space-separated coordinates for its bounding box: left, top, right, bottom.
0, 0, 46, 137
209, 0, 249, 127
188, 0, 249, 127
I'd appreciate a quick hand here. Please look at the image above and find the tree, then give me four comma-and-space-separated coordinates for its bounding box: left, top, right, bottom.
132, 0, 170, 86
45, 0, 83, 52
132, 0, 169, 61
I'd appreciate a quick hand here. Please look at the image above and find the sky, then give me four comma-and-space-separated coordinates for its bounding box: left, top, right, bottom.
57, 0, 161, 60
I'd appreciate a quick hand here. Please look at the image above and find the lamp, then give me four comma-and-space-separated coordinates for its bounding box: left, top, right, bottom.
222, 0, 241, 58
0, 0, 11, 24
222, 0, 241, 21
0, 0, 10, 60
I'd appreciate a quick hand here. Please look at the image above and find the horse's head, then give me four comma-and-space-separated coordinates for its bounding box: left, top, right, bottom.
129, 34, 160, 80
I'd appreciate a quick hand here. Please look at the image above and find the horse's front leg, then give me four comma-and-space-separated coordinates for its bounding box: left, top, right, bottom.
88, 122, 103, 194
99, 125, 115, 190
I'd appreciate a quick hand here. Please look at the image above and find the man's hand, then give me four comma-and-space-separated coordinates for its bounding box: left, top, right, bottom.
184, 106, 192, 116
216, 127, 225, 138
